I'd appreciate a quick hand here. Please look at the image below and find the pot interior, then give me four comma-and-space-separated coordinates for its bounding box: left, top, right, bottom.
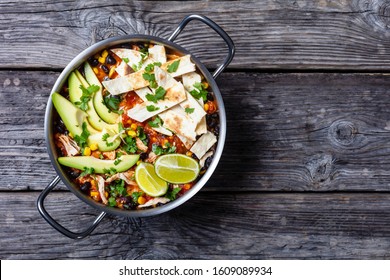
45, 35, 226, 217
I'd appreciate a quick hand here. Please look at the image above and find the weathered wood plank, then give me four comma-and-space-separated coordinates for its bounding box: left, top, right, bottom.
2, 71, 390, 192
1, 192, 390, 259
2, 1, 390, 70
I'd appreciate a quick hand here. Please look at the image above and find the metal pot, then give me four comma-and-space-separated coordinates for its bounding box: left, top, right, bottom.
37, 14, 235, 239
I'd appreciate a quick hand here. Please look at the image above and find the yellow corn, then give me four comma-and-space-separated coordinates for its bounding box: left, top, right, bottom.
183, 184, 191, 190
98, 50, 109, 64
203, 82, 209, 89
83, 147, 91, 156
68, 132, 73, 138
91, 180, 96, 188
127, 130, 137, 138
130, 123, 138, 131
108, 66, 116, 78
90, 191, 99, 197
137, 196, 146, 205
186, 151, 193, 157
204, 103, 209, 111
93, 67, 99, 74
90, 143, 98, 151
162, 139, 169, 147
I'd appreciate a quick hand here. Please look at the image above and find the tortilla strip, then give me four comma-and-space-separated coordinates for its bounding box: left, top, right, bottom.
111, 49, 143, 69
160, 105, 197, 141
190, 131, 217, 159
115, 61, 132, 76
180, 91, 206, 126
102, 55, 195, 95
177, 134, 194, 149
149, 45, 166, 64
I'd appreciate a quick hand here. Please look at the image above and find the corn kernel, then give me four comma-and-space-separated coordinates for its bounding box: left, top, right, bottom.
162, 139, 169, 147
204, 103, 209, 111
203, 82, 209, 89
68, 132, 73, 138
90, 191, 99, 197
83, 147, 91, 156
127, 119, 133, 125
183, 184, 191, 190
93, 67, 99, 74
127, 130, 137, 138
137, 196, 146, 205
98, 50, 109, 64
91, 180, 96, 188
186, 151, 193, 157
130, 123, 138, 131
137, 160, 142, 165
108, 66, 116, 78
90, 143, 98, 151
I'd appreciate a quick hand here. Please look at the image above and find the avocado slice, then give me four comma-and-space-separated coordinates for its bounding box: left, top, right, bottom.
58, 154, 140, 174
84, 62, 119, 124
88, 129, 121, 152
68, 70, 118, 133
52, 92, 98, 136
52, 92, 119, 152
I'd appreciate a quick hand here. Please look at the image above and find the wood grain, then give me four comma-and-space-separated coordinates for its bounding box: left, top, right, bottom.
2, 1, 390, 70
2, 70, 390, 192
1, 191, 390, 259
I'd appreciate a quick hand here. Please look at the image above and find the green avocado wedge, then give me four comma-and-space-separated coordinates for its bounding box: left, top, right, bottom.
68, 70, 118, 133
88, 129, 121, 152
84, 62, 119, 124
58, 154, 140, 174
51, 92, 98, 136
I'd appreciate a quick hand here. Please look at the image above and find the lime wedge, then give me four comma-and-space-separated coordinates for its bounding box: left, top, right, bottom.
154, 154, 200, 184
135, 162, 168, 197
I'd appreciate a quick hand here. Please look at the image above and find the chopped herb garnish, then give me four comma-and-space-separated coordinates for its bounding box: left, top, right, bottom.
75, 84, 100, 111
165, 187, 182, 200
103, 167, 118, 176
132, 191, 144, 203
145, 86, 166, 103
114, 158, 122, 166
102, 133, 114, 147
144, 62, 162, 73
122, 57, 129, 63
118, 122, 126, 133
73, 122, 90, 149
137, 127, 148, 146
142, 72, 157, 88
189, 82, 208, 102
146, 105, 160, 112
123, 136, 137, 154
167, 60, 180, 73
80, 167, 95, 177
185, 107, 195, 114
148, 116, 163, 128
104, 95, 121, 113
108, 197, 117, 207
152, 143, 176, 156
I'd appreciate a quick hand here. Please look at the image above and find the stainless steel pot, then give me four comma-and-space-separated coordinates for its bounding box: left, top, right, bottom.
37, 14, 235, 239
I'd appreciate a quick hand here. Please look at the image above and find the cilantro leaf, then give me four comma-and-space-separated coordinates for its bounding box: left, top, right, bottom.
114, 158, 122, 166
75, 84, 100, 111
144, 62, 162, 73
189, 82, 208, 102
152, 143, 176, 156
165, 187, 182, 200
73, 122, 90, 149
80, 167, 95, 177
145, 86, 166, 103
123, 136, 137, 154
103, 95, 121, 113
185, 107, 195, 114
132, 191, 144, 203
102, 133, 114, 147
122, 57, 129, 63
167, 60, 180, 73
146, 105, 160, 112
148, 116, 163, 128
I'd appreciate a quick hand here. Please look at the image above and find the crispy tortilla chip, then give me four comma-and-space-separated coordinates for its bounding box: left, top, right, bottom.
190, 131, 217, 159
149, 45, 166, 64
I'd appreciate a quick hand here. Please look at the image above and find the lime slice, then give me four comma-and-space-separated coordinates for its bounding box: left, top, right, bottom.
135, 162, 168, 197
154, 154, 200, 184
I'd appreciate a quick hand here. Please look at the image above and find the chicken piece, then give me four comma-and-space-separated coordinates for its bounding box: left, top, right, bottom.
105, 170, 137, 186
57, 134, 80, 156
138, 197, 170, 209
102, 150, 116, 160
96, 175, 108, 205
136, 137, 148, 152
146, 152, 158, 164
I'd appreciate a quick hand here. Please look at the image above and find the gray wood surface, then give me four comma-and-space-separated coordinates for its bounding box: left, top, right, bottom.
1, 0, 390, 260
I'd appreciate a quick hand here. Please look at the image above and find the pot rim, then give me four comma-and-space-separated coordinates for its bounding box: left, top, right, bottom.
44, 34, 227, 218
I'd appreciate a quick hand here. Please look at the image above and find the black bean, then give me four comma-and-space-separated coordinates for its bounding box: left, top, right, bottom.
207, 92, 214, 101
139, 152, 148, 161
204, 156, 213, 169
106, 55, 116, 65
88, 57, 99, 67
69, 169, 81, 179
55, 120, 67, 134
206, 115, 218, 128
214, 125, 220, 136
101, 65, 109, 73
80, 181, 91, 194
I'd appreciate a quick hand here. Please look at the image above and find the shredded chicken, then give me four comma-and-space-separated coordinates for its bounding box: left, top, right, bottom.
146, 152, 158, 164
136, 137, 148, 152
58, 134, 80, 156
102, 150, 116, 160
96, 175, 108, 205
105, 170, 137, 186
138, 197, 170, 209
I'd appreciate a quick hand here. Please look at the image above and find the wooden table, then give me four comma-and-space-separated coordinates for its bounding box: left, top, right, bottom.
2, 0, 390, 259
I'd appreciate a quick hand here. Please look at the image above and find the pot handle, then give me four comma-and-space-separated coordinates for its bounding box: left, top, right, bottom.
37, 176, 107, 239
168, 14, 235, 79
